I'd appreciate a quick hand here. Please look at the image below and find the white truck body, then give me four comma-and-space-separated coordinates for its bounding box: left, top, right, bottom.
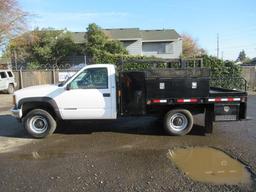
13, 64, 117, 120
10, 63, 248, 138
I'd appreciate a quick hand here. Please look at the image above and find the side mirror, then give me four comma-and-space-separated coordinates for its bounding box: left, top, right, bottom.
66, 83, 71, 91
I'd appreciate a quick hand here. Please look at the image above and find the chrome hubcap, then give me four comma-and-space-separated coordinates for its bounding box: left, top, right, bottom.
29, 116, 48, 134
170, 113, 188, 131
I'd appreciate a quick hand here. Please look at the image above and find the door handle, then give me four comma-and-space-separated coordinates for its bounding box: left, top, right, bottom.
103, 93, 111, 97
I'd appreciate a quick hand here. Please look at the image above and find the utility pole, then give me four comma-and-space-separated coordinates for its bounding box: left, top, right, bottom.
217, 33, 220, 59
14, 49, 18, 70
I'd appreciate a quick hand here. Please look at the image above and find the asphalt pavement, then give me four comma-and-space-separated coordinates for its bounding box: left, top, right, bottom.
0, 94, 256, 192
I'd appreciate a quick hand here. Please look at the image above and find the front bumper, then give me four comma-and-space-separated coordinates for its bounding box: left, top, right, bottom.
11, 107, 22, 119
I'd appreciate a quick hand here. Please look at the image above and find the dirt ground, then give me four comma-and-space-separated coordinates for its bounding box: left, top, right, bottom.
0, 94, 13, 113
0, 94, 256, 192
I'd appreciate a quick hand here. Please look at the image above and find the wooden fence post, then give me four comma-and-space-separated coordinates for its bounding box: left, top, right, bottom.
19, 69, 23, 89
52, 68, 56, 84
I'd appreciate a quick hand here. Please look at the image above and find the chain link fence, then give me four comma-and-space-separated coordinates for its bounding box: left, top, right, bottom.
10, 58, 249, 92
12, 63, 82, 89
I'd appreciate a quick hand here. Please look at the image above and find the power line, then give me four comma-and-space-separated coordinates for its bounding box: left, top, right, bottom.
220, 32, 256, 41
220, 29, 256, 37
218, 26, 256, 36
223, 49, 256, 53
220, 25, 256, 33
208, 43, 256, 51
221, 43, 256, 49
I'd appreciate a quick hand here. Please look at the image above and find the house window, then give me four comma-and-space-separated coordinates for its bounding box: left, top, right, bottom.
165, 42, 174, 54
142, 42, 173, 54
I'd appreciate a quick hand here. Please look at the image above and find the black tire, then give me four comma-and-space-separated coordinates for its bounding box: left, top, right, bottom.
164, 109, 193, 136
7, 84, 14, 94
22, 109, 56, 138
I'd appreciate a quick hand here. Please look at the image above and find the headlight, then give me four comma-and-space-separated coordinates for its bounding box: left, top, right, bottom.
13, 95, 16, 106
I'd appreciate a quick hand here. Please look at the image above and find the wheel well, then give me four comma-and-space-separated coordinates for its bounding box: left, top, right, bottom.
8, 83, 14, 90
22, 102, 57, 119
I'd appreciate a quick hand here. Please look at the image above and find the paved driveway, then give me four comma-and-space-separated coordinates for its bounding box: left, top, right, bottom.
0, 94, 255, 191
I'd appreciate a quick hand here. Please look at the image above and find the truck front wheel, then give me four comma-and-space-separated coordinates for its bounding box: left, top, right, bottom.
7, 84, 14, 94
22, 109, 56, 138
164, 109, 193, 136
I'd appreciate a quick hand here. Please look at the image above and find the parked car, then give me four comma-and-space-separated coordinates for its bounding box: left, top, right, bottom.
0, 70, 17, 94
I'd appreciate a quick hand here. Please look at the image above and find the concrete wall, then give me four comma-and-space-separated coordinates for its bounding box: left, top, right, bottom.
241, 66, 256, 91
175, 39, 183, 58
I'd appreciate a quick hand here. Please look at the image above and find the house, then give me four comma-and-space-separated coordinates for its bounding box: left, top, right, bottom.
8, 28, 182, 69
71, 28, 182, 59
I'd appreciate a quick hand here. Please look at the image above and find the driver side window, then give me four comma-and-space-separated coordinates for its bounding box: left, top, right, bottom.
70, 68, 108, 89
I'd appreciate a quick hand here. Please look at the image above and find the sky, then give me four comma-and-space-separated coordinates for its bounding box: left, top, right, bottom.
19, 0, 256, 60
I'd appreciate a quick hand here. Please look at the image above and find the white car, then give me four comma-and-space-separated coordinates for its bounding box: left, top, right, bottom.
0, 70, 17, 94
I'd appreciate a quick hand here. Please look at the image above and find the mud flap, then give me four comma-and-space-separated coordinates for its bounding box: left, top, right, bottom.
205, 105, 214, 134
214, 104, 239, 121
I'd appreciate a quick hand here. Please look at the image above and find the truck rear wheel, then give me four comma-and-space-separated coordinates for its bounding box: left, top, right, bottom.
22, 109, 56, 138
164, 109, 193, 136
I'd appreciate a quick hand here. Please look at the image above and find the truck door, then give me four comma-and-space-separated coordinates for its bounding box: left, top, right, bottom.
56, 66, 116, 120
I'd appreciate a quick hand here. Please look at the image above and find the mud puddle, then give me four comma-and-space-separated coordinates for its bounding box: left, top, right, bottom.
167, 147, 252, 185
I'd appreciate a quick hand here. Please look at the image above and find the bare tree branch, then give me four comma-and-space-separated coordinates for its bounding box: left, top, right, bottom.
181, 33, 206, 58
0, 0, 28, 45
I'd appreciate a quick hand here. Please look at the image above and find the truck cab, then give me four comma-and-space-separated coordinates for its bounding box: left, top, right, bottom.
12, 64, 117, 119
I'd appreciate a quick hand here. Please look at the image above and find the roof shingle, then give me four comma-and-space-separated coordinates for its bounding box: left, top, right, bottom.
141, 29, 180, 41
70, 28, 181, 43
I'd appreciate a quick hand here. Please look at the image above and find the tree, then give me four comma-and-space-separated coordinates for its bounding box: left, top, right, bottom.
181, 34, 205, 58
32, 29, 78, 66
6, 28, 82, 68
236, 50, 249, 63
0, 0, 28, 46
86, 23, 128, 63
